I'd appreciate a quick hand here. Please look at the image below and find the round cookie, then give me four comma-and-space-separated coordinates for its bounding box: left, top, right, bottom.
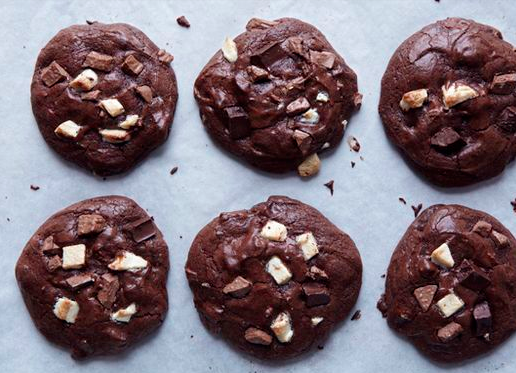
185, 196, 362, 359
15, 196, 169, 358
379, 18, 516, 187
194, 18, 360, 176
31, 22, 177, 176
378, 204, 516, 362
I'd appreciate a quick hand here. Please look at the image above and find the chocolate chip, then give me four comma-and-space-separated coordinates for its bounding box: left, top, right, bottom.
472, 220, 492, 237
122, 55, 144, 75
170, 166, 178, 175
457, 259, 491, 291
81, 90, 101, 101
158, 49, 174, 64
413, 284, 438, 312
41, 236, 60, 255
83, 51, 114, 72
351, 161, 355, 168
324, 180, 334, 196
250, 42, 287, 68
41, 61, 70, 87
286, 97, 310, 115
77, 214, 106, 236
126, 216, 156, 243
97, 273, 119, 308
244, 327, 272, 345
473, 302, 492, 336
66, 274, 94, 290
222, 276, 252, 298
412, 203, 423, 217
490, 73, 516, 94
308, 266, 328, 281
309, 51, 335, 69
176, 16, 190, 28
293, 130, 312, 155
302, 283, 330, 307
224, 106, 250, 139
492, 230, 510, 248
46, 255, 62, 272
437, 322, 463, 342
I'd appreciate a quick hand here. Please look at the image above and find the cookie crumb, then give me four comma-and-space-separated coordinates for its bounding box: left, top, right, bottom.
347, 136, 360, 152
324, 180, 334, 195
351, 310, 361, 321
317, 345, 324, 350
351, 161, 355, 168
511, 198, 516, 212
170, 166, 179, 175
412, 203, 423, 217
30, 185, 40, 191
177, 16, 191, 28
399, 197, 407, 205
381, 274, 386, 278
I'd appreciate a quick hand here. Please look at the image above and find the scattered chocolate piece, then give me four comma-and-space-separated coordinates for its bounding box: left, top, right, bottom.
244, 327, 272, 345
413, 285, 437, 312
41, 61, 69, 87
81, 90, 100, 101
324, 180, 334, 196
158, 49, 174, 64
351, 161, 355, 168
381, 274, 386, 278
83, 51, 114, 72
46, 255, 62, 272
347, 136, 360, 152
351, 310, 361, 321
250, 42, 286, 68
176, 16, 191, 28
411, 203, 423, 217
77, 214, 106, 236
437, 322, 463, 342
222, 276, 252, 298
41, 236, 60, 255
97, 273, 119, 308
286, 97, 310, 115
511, 198, 516, 212
122, 55, 144, 75
472, 220, 492, 237
135, 85, 153, 103
490, 73, 516, 94
302, 283, 330, 307
224, 106, 250, 139
473, 302, 492, 336
170, 166, 178, 175
66, 274, 94, 290
457, 259, 491, 291
399, 197, 407, 205
30, 185, 40, 191
126, 216, 156, 243
492, 230, 510, 247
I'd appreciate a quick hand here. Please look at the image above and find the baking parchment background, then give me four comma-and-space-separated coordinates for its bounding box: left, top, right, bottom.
1, 0, 516, 372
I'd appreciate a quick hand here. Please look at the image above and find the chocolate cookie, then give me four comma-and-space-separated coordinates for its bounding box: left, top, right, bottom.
194, 18, 360, 176
378, 204, 516, 362
185, 196, 362, 359
31, 22, 177, 176
15, 196, 169, 358
379, 18, 516, 186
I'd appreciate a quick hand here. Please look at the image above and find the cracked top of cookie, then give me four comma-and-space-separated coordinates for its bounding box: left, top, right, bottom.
378, 204, 516, 362
15, 195, 169, 358
185, 195, 362, 360
31, 22, 177, 176
194, 18, 360, 176
379, 18, 516, 186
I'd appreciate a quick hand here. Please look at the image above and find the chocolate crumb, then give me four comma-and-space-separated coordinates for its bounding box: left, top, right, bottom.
381, 274, 386, 278
351, 310, 361, 321
411, 203, 423, 217
399, 197, 407, 205
177, 16, 191, 28
347, 136, 360, 152
511, 198, 516, 212
170, 166, 178, 175
351, 161, 355, 168
324, 180, 334, 195
30, 185, 40, 191
360, 156, 364, 161
317, 345, 324, 350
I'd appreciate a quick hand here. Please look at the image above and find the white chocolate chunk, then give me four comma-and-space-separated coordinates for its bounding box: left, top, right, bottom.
54, 120, 82, 139
311, 316, 324, 326
62, 244, 86, 269
100, 98, 125, 117
400, 88, 428, 111
436, 293, 465, 318
111, 303, 137, 323
222, 37, 238, 63
69, 69, 98, 91
300, 108, 319, 124
430, 243, 455, 269
271, 312, 293, 343
108, 251, 148, 271
442, 82, 479, 109
297, 153, 321, 177
296, 232, 319, 261
260, 220, 287, 241
99, 128, 131, 143
266, 256, 292, 285
53, 297, 79, 323
118, 114, 139, 129
316, 91, 330, 103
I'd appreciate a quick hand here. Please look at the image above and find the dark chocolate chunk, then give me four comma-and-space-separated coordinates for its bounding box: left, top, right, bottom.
41, 236, 60, 255
45, 255, 62, 272
222, 276, 252, 298
246, 65, 269, 82
437, 322, 463, 342
77, 214, 106, 236
135, 85, 153, 103
302, 283, 330, 307
413, 284, 438, 312
309, 51, 335, 69
176, 16, 191, 28
457, 259, 491, 291
473, 302, 492, 336
324, 180, 334, 196
293, 130, 312, 154
496, 106, 516, 133
224, 106, 250, 139
66, 274, 94, 290
286, 36, 304, 55
250, 42, 287, 68
472, 220, 492, 237
81, 90, 100, 101
126, 216, 156, 243
41, 61, 69, 87
244, 327, 272, 345
308, 266, 328, 281
286, 97, 310, 115
430, 127, 462, 148
490, 73, 516, 94
83, 51, 114, 72
158, 49, 174, 64
97, 273, 119, 308
122, 55, 144, 75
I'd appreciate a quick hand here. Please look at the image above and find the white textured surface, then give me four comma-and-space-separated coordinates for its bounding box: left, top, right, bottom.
0, 0, 515, 372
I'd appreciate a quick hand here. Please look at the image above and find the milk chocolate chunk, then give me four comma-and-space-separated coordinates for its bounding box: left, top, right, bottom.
286, 97, 310, 115
437, 322, 463, 342
126, 216, 156, 243
97, 273, 119, 308
41, 61, 69, 87
472, 221, 492, 237
66, 274, 94, 290
457, 260, 491, 291
413, 285, 437, 312
250, 42, 286, 68
309, 51, 335, 69
490, 73, 516, 94
244, 327, 272, 345
224, 106, 250, 139
41, 236, 60, 255
473, 302, 492, 336
122, 54, 144, 75
83, 51, 114, 72
302, 283, 330, 307
223, 276, 252, 298
46, 255, 62, 272
293, 130, 312, 154
135, 85, 153, 103
77, 214, 106, 236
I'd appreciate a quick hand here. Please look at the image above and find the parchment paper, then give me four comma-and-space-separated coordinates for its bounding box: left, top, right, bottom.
1, 0, 516, 372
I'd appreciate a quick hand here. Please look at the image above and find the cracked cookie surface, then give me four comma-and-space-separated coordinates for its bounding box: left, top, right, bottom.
31, 22, 177, 176
15, 196, 169, 358
379, 18, 516, 186
194, 18, 360, 175
378, 204, 516, 362
185, 196, 362, 359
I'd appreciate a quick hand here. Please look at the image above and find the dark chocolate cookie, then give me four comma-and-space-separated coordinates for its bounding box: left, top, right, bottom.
378, 204, 516, 362
31, 22, 177, 176
194, 18, 360, 177
379, 18, 516, 186
185, 196, 362, 359
15, 196, 169, 358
